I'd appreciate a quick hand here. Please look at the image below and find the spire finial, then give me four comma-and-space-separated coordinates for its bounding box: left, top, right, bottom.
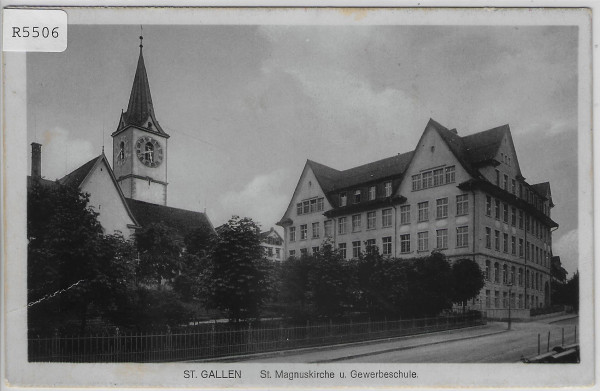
139, 25, 144, 48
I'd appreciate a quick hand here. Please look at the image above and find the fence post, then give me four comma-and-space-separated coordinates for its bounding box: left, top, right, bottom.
247, 324, 253, 353
52, 329, 59, 361
210, 323, 215, 357
279, 323, 284, 348
115, 327, 120, 362
166, 325, 172, 354
537, 333, 540, 355
547, 331, 550, 352
306, 320, 310, 342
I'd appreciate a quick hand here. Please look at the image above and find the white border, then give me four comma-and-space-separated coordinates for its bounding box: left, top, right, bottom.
1, 4, 595, 390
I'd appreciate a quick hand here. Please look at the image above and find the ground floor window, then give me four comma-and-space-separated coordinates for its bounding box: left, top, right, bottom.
382, 236, 392, 255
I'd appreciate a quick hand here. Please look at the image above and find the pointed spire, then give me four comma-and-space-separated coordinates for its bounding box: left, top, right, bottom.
113, 34, 169, 138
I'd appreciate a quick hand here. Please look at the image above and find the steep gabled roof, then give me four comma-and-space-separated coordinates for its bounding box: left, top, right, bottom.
462, 124, 509, 164
126, 198, 214, 237
58, 155, 101, 187
259, 227, 283, 242
112, 43, 169, 138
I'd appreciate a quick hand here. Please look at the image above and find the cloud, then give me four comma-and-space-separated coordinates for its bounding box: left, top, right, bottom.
37, 127, 96, 180
219, 169, 290, 230
553, 229, 579, 276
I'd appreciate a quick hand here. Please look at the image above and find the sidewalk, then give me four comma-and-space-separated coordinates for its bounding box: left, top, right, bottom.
190, 322, 507, 363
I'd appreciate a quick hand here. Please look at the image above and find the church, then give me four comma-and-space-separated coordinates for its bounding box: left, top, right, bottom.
28, 36, 214, 240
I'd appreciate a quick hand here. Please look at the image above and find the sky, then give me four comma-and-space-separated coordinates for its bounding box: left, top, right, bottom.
27, 24, 579, 275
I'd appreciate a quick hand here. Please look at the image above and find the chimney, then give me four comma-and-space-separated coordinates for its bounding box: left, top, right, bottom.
31, 142, 42, 178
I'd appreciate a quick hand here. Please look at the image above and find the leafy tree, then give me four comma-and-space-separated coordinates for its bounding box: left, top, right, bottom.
551, 256, 567, 283
204, 216, 273, 322
403, 252, 454, 317
277, 255, 312, 321
184, 225, 215, 257
451, 258, 485, 312
135, 222, 183, 286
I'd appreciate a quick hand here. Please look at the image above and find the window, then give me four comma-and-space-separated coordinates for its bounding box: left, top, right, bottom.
445, 166, 456, 183
400, 234, 411, 253
399, 206, 410, 224
433, 168, 444, 186
511, 236, 516, 255
494, 263, 500, 283
289, 250, 295, 258
511, 207, 516, 226
296, 203, 302, 215
382, 237, 392, 255
421, 171, 433, 189
503, 174, 508, 190
518, 294, 523, 309
486, 196, 492, 216
511, 266, 516, 285
436, 198, 448, 219
494, 230, 500, 250
412, 175, 422, 191
310, 198, 317, 213
276, 248, 281, 259
352, 214, 362, 232
340, 192, 347, 207
495, 169, 500, 186
312, 222, 320, 239
519, 239, 523, 258
486, 290, 491, 307
503, 202, 509, 223
503, 292, 508, 308
519, 210, 524, 229
324, 220, 333, 237
436, 229, 448, 249
352, 241, 361, 258
495, 199, 501, 219
519, 183, 523, 198
367, 211, 376, 229
338, 217, 347, 235
494, 291, 500, 308
118, 142, 125, 161
303, 201, 310, 214
369, 186, 376, 200
289, 227, 296, 242
300, 248, 308, 257
456, 226, 468, 247
384, 181, 392, 197
354, 190, 361, 204
503, 233, 508, 252
383, 208, 393, 227
267, 247, 273, 257
456, 194, 469, 216
418, 231, 429, 251
312, 246, 319, 254
518, 268, 523, 286
526, 270, 529, 288
485, 260, 491, 281
526, 215, 530, 232
511, 179, 516, 194
365, 239, 376, 253
300, 224, 307, 240
338, 243, 347, 259
502, 264, 508, 284
296, 197, 326, 215
485, 227, 492, 248
418, 202, 429, 222
317, 198, 324, 211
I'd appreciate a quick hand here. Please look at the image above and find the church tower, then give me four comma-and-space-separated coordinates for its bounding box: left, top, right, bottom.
112, 36, 170, 205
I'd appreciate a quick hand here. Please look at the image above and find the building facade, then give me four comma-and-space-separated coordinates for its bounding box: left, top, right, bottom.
260, 227, 284, 262
278, 119, 558, 312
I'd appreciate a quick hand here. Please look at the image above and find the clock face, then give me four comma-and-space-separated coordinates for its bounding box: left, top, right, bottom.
135, 136, 164, 167
116, 136, 130, 166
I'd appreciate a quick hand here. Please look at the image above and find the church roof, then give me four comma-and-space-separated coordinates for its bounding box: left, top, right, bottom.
58, 155, 101, 187
112, 42, 169, 138
125, 198, 214, 237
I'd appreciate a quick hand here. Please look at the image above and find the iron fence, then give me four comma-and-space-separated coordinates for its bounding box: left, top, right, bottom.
29, 312, 483, 362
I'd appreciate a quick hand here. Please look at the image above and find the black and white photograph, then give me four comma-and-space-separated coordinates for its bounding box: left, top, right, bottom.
2, 5, 595, 389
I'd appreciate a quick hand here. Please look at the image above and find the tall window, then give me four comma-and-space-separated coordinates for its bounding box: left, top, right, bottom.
456, 226, 468, 247
495, 199, 501, 219
503, 174, 508, 190
485, 260, 491, 281
433, 168, 444, 186
338, 243, 347, 259
300, 224, 307, 240
368, 186, 376, 200
324, 220, 333, 237
300, 248, 308, 257
118, 141, 125, 161
511, 179, 516, 194
367, 211, 376, 229
456, 194, 469, 216
383, 208, 393, 227
503, 233, 508, 252
418, 231, 429, 251
511, 236, 516, 255
422, 171, 433, 189
418, 201, 429, 222
412, 175, 421, 191
519, 183, 523, 198
495, 169, 500, 186
494, 263, 500, 283
511, 207, 516, 226
494, 230, 500, 250
352, 214, 361, 232
494, 291, 500, 308
445, 166, 456, 183
511, 266, 516, 285
436, 198, 448, 219
399, 206, 410, 224
338, 217, 347, 235
312, 222, 320, 239
289, 250, 295, 258
340, 192, 347, 207
365, 239, 376, 253
400, 234, 410, 253
436, 229, 448, 249
289, 227, 296, 242
382, 237, 392, 255
384, 181, 392, 197
485, 227, 492, 248
312, 246, 319, 254
519, 210, 524, 229
352, 241, 361, 258
518, 268, 523, 286
354, 190, 361, 204
503, 202, 509, 223
486, 196, 492, 216
502, 264, 508, 284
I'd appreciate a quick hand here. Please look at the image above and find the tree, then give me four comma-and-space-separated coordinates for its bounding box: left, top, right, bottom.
403, 252, 454, 317
135, 222, 183, 286
204, 216, 273, 322
451, 258, 485, 312
551, 256, 567, 283
184, 225, 215, 257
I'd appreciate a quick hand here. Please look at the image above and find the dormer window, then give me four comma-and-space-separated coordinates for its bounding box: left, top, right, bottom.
340, 192, 347, 207
384, 181, 392, 197
354, 190, 361, 203
369, 186, 376, 200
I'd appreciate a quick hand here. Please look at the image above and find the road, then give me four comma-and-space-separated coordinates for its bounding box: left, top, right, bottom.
237, 315, 578, 363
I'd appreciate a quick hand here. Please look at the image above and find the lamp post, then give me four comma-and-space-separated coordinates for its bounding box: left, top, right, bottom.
507, 283, 513, 330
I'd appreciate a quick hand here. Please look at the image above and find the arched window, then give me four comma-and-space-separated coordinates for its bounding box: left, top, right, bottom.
144, 142, 154, 163
485, 260, 490, 281
494, 262, 500, 283
118, 141, 125, 160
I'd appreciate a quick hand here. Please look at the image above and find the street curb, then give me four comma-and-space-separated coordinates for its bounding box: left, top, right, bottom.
314, 329, 508, 363
548, 315, 579, 324
190, 324, 499, 363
